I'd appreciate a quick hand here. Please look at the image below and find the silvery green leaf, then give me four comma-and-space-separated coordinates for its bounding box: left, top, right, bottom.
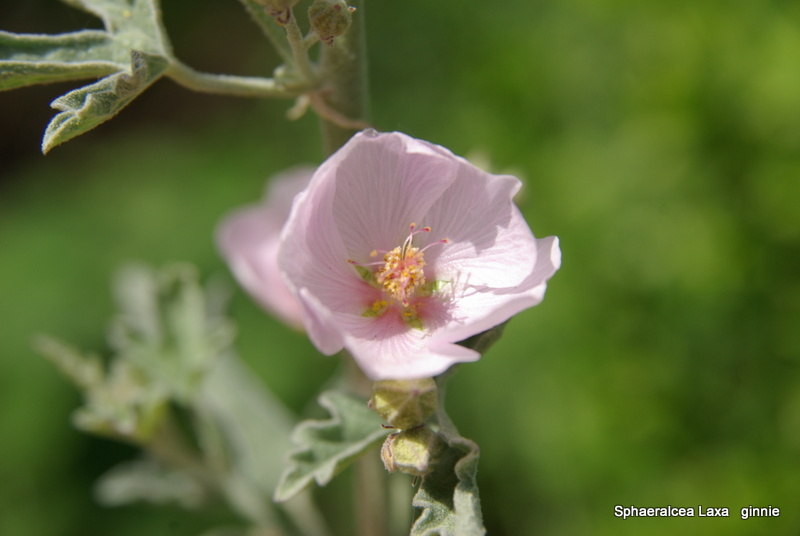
36, 335, 169, 442
42, 49, 169, 152
410, 435, 485, 536
94, 459, 207, 509
274, 391, 389, 502
197, 354, 295, 525
58, 0, 170, 54
108, 263, 235, 404
0, 0, 172, 151
201, 354, 295, 493
0, 31, 123, 90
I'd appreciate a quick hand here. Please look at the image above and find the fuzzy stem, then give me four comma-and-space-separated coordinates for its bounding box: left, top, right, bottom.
284, 10, 318, 82
317, 0, 369, 155
166, 61, 300, 98
344, 354, 387, 536
235, 0, 295, 64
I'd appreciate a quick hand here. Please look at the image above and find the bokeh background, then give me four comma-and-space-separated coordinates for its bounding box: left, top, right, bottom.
1, 0, 799, 534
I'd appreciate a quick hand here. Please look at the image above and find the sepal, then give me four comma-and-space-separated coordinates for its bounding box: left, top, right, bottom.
369, 378, 437, 431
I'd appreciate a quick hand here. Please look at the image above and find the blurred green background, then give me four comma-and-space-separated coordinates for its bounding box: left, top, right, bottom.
1, 0, 799, 534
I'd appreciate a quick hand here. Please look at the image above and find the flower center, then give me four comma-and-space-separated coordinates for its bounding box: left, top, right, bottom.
377, 235, 427, 307
349, 223, 448, 325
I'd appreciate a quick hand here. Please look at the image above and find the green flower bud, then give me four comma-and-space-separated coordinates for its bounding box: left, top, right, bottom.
308, 0, 355, 46
381, 426, 445, 477
369, 378, 437, 430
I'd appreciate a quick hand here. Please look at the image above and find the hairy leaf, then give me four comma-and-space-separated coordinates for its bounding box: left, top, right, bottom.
410, 434, 485, 536
274, 391, 390, 502
201, 355, 295, 494
0, 0, 172, 151
59, 0, 170, 52
42, 50, 169, 152
94, 459, 207, 509
36, 334, 169, 442
0, 31, 123, 90
108, 263, 235, 404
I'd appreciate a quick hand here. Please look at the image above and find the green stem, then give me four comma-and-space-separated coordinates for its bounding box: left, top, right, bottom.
317, 0, 369, 155
284, 10, 318, 83
145, 413, 218, 494
434, 369, 460, 437
166, 61, 299, 98
236, 0, 295, 64
344, 354, 388, 536
356, 451, 388, 536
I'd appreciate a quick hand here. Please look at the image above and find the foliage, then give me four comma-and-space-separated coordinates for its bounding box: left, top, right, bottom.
2, 0, 799, 535
274, 390, 390, 502
1, 0, 173, 152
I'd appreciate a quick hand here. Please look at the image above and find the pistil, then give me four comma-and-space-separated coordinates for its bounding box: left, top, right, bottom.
350, 223, 448, 323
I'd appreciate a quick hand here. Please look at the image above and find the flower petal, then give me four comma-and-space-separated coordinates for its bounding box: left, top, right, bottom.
436, 236, 561, 343
278, 130, 561, 380
327, 130, 461, 260
216, 167, 314, 328
336, 314, 480, 380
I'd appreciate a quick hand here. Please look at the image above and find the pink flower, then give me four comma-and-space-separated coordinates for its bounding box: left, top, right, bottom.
216, 167, 313, 329
278, 130, 560, 380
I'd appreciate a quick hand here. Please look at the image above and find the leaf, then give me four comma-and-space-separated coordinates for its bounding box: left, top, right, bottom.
94, 458, 207, 509
43, 49, 169, 152
107, 263, 235, 404
410, 434, 486, 536
409, 370, 486, 536
274, 391, 390, 502
59, 0, 170, 53
201, 354, 296, 494
0, 0, 173, 151
36, 334, 169, 442
0, 31, 123, 90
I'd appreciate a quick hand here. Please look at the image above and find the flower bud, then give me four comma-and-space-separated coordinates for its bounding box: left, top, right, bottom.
308, 0, 355, 46
380, 426, 444, 477
253, 0, 299, 26
369, 378, 437, 430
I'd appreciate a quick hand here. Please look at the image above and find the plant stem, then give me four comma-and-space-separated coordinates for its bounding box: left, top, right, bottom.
146, 413, 219, 494
317, 0, 369, 156
284, 11, 318, 83
315, 5, 379, 534
236, 0, 295, 65
166, 61, 300, 98
356, 450, 388, 536
344, 354, 388, 536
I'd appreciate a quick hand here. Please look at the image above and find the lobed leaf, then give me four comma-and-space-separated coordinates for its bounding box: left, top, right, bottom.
107, 262, 235, 404
1, 0, 172, 151
410, 434, 486, 536
59, 0, 171, 52
273, 390, 390, 502
42, 49, 169, 152
0, 31, 123, 90
36, 334, 169, 442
